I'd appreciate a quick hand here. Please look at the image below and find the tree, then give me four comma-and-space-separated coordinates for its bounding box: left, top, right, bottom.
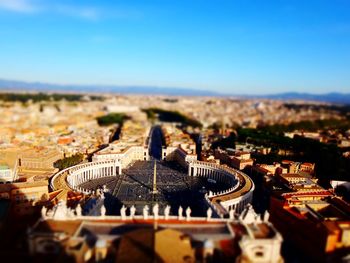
54, 154, 84, 170
96, 113, 127, 126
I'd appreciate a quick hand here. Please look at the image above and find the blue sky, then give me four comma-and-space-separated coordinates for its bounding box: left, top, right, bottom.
0, 0, 349, 94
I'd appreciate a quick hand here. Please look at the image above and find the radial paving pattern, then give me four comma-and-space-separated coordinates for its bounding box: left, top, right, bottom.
78, 160, 232, 216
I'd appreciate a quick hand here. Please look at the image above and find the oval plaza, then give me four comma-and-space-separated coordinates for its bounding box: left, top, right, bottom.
51, 122, 254, 217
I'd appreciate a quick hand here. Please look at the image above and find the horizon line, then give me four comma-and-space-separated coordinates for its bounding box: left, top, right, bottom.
1, 78, 350, 97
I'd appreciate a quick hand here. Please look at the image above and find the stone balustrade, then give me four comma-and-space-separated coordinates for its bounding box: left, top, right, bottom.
42, 200, 267, 226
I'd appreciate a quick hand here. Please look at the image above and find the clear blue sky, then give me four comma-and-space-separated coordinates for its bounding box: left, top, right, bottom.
0, 0, 349, 94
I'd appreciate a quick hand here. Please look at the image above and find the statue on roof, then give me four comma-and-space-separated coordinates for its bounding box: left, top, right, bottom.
76, 204, 82, 217
239, 204, 258, 224
120, 205, 127, 220
178, 206, 183, 220
153, 203, 159, 220
143, 205, 149, 220
142, 205, 149, 219
130, 205, 136, 219
164, 205, 171, 220
206, 207, 213, 221
101, 204, 106, 217
186, 207, 192, 221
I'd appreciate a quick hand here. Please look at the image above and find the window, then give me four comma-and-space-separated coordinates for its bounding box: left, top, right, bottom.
253, 246, 265, 258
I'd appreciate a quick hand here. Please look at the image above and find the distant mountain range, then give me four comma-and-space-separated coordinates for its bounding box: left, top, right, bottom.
256, 92, 350, 104
0, 78, 349, 104
0, 79, 221, 97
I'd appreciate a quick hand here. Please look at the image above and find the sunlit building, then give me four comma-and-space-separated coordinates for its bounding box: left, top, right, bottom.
0, 180, 50, 215
270, 196, 350, 262
18, 147, 63, 170
214, 148, 254, 170
28, 202, 283, 263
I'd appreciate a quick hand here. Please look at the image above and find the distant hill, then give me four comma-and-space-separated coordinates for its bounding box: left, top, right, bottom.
0, 78, 221, 97
0, 78, 349, 104
257, 92, 350, 104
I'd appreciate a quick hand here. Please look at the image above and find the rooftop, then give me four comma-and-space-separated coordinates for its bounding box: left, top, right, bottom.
246, 223, 276, 239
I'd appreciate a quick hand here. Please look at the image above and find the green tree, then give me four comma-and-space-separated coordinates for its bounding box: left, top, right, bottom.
96, 113, 127, 126
142, 108, 202, 128
54, 154, 84, 170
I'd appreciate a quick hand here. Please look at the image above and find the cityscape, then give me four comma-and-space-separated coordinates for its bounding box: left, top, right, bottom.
0, 1, 350, 263
0, 93, 349, 262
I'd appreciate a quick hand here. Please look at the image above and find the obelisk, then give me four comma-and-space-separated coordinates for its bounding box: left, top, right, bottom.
152, 160, 158, 194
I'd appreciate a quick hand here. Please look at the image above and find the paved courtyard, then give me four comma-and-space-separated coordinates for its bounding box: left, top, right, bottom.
79, 160, 230, 217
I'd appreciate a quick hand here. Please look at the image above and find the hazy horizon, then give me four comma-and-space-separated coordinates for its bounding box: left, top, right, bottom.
2, 77, 350, 96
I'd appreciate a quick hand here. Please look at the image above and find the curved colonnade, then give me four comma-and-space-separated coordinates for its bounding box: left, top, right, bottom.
51, 159, 254, 217
189, 161, 255, 215
51, 160, 121, 193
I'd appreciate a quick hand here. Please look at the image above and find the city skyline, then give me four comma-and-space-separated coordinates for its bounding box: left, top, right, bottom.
1, 1, 350, 259
1, 0, 350, 94
1, 90, 350, 262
